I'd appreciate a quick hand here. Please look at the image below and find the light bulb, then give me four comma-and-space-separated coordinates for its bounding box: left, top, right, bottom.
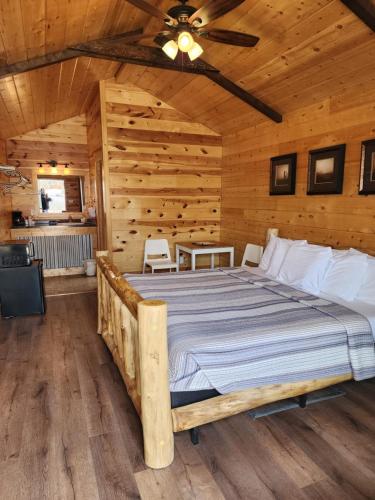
52, 166, 57, 174
162, 40, 178, 60
188, 42, 203, 61
178, 31, 194, 53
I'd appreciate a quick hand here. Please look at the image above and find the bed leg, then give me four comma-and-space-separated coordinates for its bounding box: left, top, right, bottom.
189, 427, 200, 445
138, 300, 174, 469
298, 394, 308, 408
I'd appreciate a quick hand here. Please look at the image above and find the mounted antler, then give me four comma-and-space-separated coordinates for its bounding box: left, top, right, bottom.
0, 164, 31, 193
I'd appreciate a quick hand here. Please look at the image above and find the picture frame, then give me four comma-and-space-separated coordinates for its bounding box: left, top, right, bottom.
269, 153, 297, 195
359, 139, 375, 195
307, 144, 346, 195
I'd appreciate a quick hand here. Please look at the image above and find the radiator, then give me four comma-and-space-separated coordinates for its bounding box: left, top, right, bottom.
16, 235, 93, 269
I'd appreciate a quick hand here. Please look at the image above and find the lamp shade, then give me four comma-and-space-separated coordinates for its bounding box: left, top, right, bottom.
162, 40, 178, 60
178, 32, 194, 52
188, 42, 203, 61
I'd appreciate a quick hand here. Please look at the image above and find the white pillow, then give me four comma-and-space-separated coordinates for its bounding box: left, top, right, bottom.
259, 234, 278, 271
266, 238, 306, 278
356, 256, 375, 305
320, 251, 368, 302
277, 244, 332, 295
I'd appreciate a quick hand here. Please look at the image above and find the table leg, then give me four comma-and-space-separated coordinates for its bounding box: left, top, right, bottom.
191, 253, 196, 271
229, 250, 234, 267
176, 247, 180, 272
210, 253, 215, 269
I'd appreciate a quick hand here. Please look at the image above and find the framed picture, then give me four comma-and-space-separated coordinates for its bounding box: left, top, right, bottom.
307, 144, 346, 195
359, 139, 375, 194
270, 153, 297, 195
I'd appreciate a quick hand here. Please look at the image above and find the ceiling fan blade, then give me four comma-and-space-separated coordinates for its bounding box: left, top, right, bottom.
198, 29, 259, 47
124, 0, 177, 25
188, 0, 245, 27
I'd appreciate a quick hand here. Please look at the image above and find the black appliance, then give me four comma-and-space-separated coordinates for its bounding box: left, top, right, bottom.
0, 240, 35, 268
0, 260, 45, 317
12, 210, 26, 227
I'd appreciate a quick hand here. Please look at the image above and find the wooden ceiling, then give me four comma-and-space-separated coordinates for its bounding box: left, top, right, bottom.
0, 0, 374, 139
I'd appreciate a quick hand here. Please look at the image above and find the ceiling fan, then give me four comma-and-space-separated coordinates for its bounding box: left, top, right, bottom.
123, 0, 260, 61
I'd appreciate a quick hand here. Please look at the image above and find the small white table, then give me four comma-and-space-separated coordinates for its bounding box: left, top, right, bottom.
176, 242, 235, 272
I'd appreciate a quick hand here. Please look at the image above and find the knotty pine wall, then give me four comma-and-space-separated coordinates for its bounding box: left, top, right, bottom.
97, 81, 222, 272
222, 91, 375, 261
0, 139, 12, 241
86, 90, 107, 250
6, 116, 90, 219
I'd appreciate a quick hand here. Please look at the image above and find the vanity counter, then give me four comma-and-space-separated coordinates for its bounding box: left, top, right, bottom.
10, 225, 97, 238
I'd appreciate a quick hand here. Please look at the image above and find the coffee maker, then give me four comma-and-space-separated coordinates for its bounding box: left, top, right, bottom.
12, 210, 26, 227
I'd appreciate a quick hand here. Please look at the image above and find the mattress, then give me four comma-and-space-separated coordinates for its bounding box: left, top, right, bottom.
126, 267, 375, 394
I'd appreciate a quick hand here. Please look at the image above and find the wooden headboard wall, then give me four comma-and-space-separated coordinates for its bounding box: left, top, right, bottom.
221, 90, 375, 261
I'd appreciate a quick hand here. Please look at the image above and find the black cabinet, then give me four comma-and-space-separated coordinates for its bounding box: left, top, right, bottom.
0, 260, 45, 317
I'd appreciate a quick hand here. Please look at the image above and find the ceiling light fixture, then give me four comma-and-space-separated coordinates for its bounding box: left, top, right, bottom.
37, 159, 71, 173
162, 31, 203, 62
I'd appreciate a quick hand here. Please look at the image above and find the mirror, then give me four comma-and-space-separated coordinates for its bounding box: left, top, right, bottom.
37, 175, 85, 214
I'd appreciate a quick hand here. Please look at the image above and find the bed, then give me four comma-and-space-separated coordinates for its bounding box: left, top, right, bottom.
96, 252, 375, 469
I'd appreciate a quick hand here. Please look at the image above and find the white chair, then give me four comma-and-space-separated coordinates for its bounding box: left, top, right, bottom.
241, 243, 264, 267
143, 239, 178, 274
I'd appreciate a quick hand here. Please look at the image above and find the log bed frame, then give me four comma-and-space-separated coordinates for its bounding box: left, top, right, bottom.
96, 251, 352, 469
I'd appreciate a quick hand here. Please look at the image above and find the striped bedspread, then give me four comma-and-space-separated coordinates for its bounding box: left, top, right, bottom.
126, 267, 375, 394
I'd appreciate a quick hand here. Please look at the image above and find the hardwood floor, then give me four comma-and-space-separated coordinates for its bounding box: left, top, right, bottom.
0, 293, 374, 500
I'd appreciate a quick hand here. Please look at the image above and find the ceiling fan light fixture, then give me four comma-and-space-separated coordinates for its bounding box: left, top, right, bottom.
188, 41, 203, 61
178, 31, 194, 52
162, 39, 178, 60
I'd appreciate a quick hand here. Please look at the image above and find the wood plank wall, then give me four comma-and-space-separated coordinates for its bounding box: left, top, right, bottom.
86, 89, 107, 250
6, 116, 90, 219
222, 91, 375, 261
0, 140, 12, 241
98, 81, 222, 272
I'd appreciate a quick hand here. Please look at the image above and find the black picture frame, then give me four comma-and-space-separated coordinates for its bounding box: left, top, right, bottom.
307, 144, 346, 195
359, 139, 375, 195
270, 153, 297, 195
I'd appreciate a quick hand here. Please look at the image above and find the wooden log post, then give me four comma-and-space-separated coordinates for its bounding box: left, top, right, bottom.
138, 299, 174, 469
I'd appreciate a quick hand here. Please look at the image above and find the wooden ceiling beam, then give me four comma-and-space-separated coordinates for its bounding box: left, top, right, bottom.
205, 72, 283, 123
341, 0, 375, 31
0, 30, 283, 123
70, 40, 219, 75
72, 35, 282, 122
0, 49, 80, 78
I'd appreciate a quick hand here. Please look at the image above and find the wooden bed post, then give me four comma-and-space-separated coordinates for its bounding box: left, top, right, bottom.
138, 299, 174, 469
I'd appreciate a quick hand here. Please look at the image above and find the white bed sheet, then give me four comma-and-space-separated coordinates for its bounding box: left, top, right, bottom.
244, 265, 375, 341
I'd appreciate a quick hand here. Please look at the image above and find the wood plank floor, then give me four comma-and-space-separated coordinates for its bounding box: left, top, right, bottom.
0, 292, 374, 499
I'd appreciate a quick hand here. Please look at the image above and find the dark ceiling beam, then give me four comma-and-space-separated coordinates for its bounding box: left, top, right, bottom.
0, 30, 146, 79
154, 34, 282, 123
0, 49, 80, 78
0, 30, 283, 123
205, 71, 282, 123
70, 40, 219, 75
341, 0, 375, 31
